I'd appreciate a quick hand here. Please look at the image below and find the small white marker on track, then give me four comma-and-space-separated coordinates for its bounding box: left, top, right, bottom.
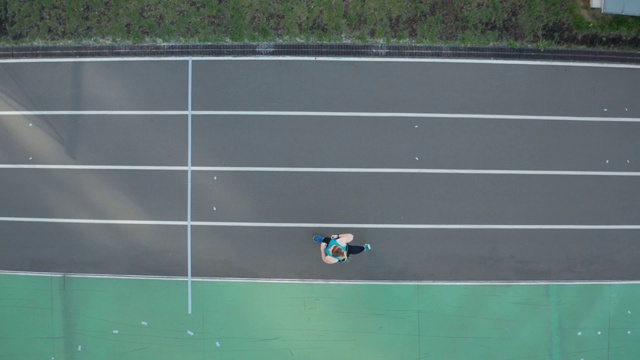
112, 330, 119, 334
141, 321, 147, 326
78, 345, 82, 351
29, 123, 32, 126
414, 125, 419, 128
213, 207, 216, 211
216, 341, 221, 347
577, 331, 582, 336
214, 176, 217, 180
606, 160, 609, 164
28, 157, 32, 160
604, 108, 608, 112
597, 331, 601, 335
415, 157, 419, 160
187, 330, 194, 336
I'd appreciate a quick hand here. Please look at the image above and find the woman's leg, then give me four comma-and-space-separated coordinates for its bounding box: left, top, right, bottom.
347, 244, 365, 256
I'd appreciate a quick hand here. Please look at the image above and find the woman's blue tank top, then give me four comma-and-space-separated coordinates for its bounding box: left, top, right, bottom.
325, 239, 347, 262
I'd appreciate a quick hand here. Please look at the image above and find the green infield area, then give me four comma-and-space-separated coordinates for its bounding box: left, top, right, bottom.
1, 273, 639, 360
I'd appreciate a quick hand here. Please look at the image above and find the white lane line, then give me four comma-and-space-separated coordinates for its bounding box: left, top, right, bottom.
0, 217, 186, 225
0, 217, 638, 229
0, 110, 638, 123
191, 222, 640, 230
193, 111, 640, 123
0, 58, 187, 63
1, 164, 639, 176
0, 165, 187, 170
0, 111, 186, 115
2, 270, 640, 285
192, 167, 640, 177
187, 57, 193, 315
1, 57, 639, 69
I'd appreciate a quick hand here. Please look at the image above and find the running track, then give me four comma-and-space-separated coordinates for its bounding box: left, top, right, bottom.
0, 57, 639, 285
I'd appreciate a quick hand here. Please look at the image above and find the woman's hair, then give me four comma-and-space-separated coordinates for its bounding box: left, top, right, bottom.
331, 246, 346, 260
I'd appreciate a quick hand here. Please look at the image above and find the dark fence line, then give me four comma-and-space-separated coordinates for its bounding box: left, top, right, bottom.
0, 43, 639, 64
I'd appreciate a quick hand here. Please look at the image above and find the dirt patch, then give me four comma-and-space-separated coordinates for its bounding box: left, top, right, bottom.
577, 0, 597, 23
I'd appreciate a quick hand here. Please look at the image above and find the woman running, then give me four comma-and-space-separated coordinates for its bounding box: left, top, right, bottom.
314, 233, 371, 264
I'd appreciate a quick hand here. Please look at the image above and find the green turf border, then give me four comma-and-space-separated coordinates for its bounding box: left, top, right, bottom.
1, 273, 639, 360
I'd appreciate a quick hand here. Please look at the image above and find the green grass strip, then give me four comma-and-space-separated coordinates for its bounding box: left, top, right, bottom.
1, 0, 639, 49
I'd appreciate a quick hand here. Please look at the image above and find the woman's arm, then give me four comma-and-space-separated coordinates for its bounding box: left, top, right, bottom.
320, 243, 338, 264
335, 233, 354, 246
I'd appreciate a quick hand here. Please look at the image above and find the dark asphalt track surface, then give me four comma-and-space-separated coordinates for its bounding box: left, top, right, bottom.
0, 58, 639, 281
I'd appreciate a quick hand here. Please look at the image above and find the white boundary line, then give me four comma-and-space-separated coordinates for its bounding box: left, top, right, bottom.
201, 57, 640, 69
1, 110, 638, 123
1, 164, 639, 177
0, 56, 639, 69
1, 270, 639, 285
187, 58, 193, 315
0, 217, 638, 229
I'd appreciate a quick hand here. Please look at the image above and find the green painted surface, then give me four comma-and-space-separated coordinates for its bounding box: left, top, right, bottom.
1, 274, 639, 360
